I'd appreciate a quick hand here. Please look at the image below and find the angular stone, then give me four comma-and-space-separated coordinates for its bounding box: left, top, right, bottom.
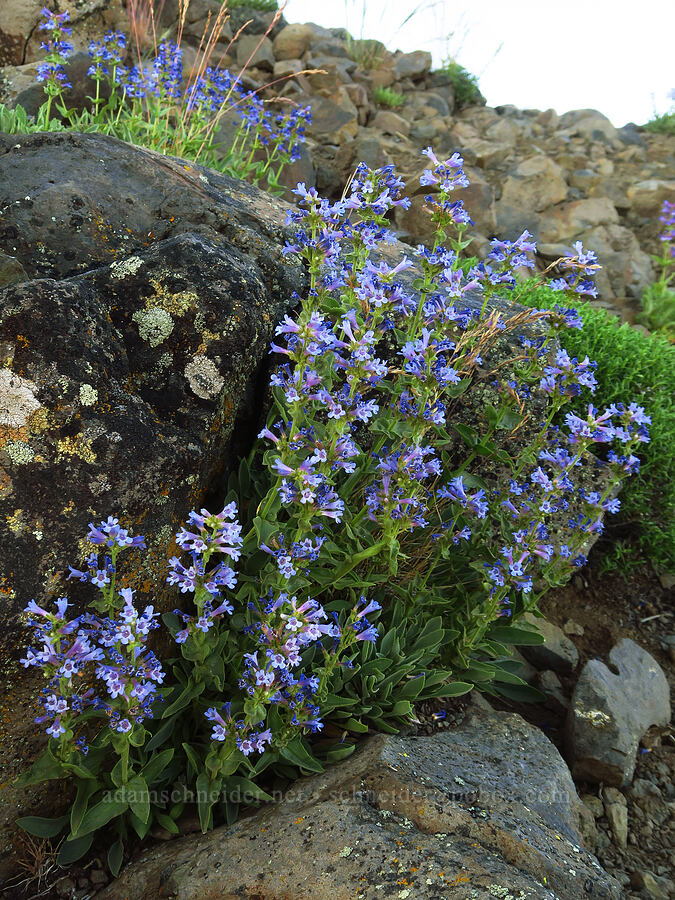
371, 109, 410, 136
394, 50, 431, 81
499, 155, 568, 212
460, 136, 512, 168
602, 787, 628, 849
97, 707, 621, 900
521, 614, 579, 674
566, 638, 671, 786
579, 224, 654, 300
369, 62, 396, 90
627, 179, 675, 217
306, 93, 358, 142
235, 34, 275, 72
558, 109, 619, 144
273, 23, 314, 60
334, 134, 391, 182
539, 198, 619, 243
273, 58, 303, 79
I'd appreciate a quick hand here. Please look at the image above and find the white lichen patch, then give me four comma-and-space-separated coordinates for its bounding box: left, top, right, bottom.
0, 369, 41, 428
79, 383, 98, 406
110, 255, 144, 279
185, 355, 224, 400
133, 307, 174, 348
4, 440, 34, 464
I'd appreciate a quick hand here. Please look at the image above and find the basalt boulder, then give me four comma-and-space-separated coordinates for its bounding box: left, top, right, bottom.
0, 130, 303, 878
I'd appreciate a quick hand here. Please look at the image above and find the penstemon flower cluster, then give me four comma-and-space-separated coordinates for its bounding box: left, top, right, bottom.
22, 518, 163, 759
18, 150, 649, 869
25, 8, 311, 192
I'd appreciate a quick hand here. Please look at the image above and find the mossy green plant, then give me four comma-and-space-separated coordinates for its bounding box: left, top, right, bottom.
643, 111, 675, 135
374, 85, 405, 108
513, 282, 675, 573
437, 58, 485, 109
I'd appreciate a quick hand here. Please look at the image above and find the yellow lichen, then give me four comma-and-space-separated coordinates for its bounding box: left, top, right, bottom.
146, 278, 198, 317
56, 435, 96, 463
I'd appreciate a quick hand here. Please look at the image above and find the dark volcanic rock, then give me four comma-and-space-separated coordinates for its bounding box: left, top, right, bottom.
98, 703, 621, 900
0, 131, 303, 876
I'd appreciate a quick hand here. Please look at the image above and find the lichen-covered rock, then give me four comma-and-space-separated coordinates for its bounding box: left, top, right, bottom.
0, 131, 303, 875
97, 702, 621, 900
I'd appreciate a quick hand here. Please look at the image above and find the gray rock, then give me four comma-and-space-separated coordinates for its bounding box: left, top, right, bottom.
579, 224, 654, 300
371, 109, 410, 136
630, 870, 672, 899
558, 109, 619, 144
97, 707, 621, 900
537, 669, 569, 709
306, 93, 358, 142
394, 50, 432, 81
602, 786, 628, 849
566, 639, 671, 786
627, 179, 675, 217
272, 22, 314, 60
499, 155, 568, 212
539, 197, 619, 243
521, 614, 580, 674
235, 34, 275, 72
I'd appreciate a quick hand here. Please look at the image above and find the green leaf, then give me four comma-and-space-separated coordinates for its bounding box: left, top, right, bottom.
146, 717, 176, 752
367, 716, 400, 734
279, 737, 324, 773
390, 700, 413, 717
70, 780, 99, 836
141, 748, 174, 786
487, 625, 545, 646
73, 795, 128, 837
341, 717, 370, 733
253, 515, 278, 548
57, 833, 94, 866
322, 743, 356, 763
182, 743, 202, 779
16, 815, 69, 839
224, 776, 273, 803
62, 760, 97, 780
162, 680, 205, 718
17, 747, 65, 786
128, 809, 151, 840
125, 776, 150, 825
107, 839, 124, 877
196, 774, 222, 833
494, 682, 546, 702
454, 423, 478, 446
155, 812, 180, 835
426, 681, 473, 698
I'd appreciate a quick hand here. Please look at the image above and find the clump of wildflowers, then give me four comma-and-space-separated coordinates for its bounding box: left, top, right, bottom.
22, 518, 163, 759
19, 149, 649, 861
20, 7, 311, 193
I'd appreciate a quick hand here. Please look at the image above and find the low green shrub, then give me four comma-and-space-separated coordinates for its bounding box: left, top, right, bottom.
374, 85, 405, 108
643, 111, 675, 135
513, 281, 675, 573
438, 58, 485, 108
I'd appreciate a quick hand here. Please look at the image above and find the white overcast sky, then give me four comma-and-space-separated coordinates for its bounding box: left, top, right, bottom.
283, 0, 674, 127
